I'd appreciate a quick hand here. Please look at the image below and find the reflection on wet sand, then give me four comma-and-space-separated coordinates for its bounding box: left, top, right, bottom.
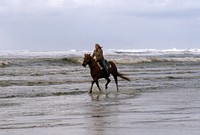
89, 93, 119, 135
85, 90, 139, 135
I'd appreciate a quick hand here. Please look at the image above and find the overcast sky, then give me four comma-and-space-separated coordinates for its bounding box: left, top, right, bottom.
0, 0, 200, 51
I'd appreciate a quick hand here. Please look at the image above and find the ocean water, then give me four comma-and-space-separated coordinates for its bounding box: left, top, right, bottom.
0, 49, 200, 135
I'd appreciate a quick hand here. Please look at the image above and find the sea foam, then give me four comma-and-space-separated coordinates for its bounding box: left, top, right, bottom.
0, 48, 200, 58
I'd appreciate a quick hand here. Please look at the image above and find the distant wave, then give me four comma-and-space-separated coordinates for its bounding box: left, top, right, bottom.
113, 57, 200, 64
0, 50, 90, 58
1, 48, 200, 58
109, 48, 200, 56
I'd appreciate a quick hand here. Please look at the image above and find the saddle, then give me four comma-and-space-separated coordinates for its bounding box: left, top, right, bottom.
97, 60, 110, 77
97, 60, 110, 69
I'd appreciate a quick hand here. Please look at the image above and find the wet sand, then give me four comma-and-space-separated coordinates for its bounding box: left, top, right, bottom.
1, 86, 200, 135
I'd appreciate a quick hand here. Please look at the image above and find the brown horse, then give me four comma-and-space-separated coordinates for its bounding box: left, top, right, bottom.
82, 54, 130, 93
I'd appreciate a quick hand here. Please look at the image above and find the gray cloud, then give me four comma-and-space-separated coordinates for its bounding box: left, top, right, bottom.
0, 0, 200, 50
1, 0, 200, 17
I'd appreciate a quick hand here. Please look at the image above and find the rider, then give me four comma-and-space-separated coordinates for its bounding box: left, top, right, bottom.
92, 44, 109, 77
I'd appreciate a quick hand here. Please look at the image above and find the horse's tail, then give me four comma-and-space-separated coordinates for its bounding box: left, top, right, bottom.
117, 73, 131, 81
109, 61, 130, 81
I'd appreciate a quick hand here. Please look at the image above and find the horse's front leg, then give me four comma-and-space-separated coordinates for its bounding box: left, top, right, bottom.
105, 77, 111, 89
89, 81, 95, 93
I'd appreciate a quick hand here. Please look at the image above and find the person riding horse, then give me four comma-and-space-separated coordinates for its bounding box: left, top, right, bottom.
92, 44, 109, 77
82, 54, 130, 93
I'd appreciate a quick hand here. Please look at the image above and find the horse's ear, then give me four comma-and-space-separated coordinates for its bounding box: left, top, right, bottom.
85, 54, 90, 57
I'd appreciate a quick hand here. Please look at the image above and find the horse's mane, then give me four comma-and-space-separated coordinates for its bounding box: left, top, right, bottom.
85, 54, 95, 61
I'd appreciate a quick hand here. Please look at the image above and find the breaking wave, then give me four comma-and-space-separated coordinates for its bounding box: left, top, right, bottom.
0, 61, 11, 67
1, 48, 200, 57
109, 48, 200, 56
1, 48, 200, 65
32, 57, 82, 65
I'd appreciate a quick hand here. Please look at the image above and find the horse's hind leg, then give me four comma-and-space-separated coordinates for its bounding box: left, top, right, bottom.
114, 75, 119, 91
105, 77, 111, 89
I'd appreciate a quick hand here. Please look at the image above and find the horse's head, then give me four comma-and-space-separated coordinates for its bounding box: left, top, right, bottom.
82, 54, 92, 67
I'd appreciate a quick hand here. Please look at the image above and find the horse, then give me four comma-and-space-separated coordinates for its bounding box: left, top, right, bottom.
82, 54, 130, 93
